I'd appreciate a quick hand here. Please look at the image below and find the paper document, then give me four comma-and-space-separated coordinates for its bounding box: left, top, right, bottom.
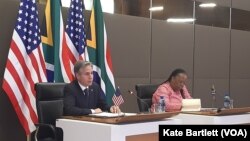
89, 112, 126, 118
181, 99, 201, 112
124, 113, 137, 116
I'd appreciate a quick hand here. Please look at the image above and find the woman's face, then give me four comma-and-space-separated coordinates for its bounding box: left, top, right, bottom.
171, 73, 187, 91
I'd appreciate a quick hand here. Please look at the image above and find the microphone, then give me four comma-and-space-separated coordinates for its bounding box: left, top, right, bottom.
211, 84, 216, 108
128, 90, 150, 113
211, 84, 216, 95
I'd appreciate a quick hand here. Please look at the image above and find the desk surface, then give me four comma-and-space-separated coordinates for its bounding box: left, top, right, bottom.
181, 107, 250, 116
175, 112, 250, 124
60, 107, 250, 125
62, 111, 179, 124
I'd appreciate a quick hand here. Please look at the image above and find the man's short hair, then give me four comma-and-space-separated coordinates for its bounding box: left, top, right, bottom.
74, 60, 93, 74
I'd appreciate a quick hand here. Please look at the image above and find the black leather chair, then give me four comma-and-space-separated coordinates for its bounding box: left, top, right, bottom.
34, 83, 67, 141
135, 84, 159, 112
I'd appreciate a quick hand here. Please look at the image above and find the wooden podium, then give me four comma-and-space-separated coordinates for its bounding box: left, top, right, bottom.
56, 112, 181, 141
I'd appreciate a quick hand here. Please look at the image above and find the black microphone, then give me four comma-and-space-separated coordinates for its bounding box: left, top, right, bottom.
128, 90, 150, 113
211, 84, 216, 108
211, 84, 216, 95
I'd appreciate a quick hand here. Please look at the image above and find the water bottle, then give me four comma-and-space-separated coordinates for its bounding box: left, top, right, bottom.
224, 93, 230, 109
158, 96, 166, 112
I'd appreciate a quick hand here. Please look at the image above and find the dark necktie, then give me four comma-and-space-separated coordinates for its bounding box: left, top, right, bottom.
84, 88, 89, 97
84, 88, 90, 106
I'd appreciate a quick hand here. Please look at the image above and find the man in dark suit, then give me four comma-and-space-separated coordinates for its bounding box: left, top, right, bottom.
63, 60, 121, 116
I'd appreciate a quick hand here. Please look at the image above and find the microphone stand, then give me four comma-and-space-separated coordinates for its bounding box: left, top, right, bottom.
211, 85, 216, 108
128, 90, 151, 113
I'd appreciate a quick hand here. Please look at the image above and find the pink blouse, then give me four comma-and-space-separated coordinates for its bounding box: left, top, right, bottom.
152, 82, 192, 111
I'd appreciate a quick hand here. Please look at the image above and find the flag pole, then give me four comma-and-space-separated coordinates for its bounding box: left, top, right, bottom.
27, 135, 30, 141
149, 0, 152, 83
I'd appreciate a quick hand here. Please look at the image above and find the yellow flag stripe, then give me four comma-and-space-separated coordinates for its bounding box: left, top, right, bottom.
87, 8, 96, 49
41, 0, 53, 46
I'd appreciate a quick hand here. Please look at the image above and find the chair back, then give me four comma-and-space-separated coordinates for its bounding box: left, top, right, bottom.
135, 84, 159, 112
35, 83, 66, 125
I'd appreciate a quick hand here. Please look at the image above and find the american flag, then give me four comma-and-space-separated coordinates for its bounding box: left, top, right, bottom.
60, 0, 86, 82
112, 87, 124, 106
2, 0, 47, 135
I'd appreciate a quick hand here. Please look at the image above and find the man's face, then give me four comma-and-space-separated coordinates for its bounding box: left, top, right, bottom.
172, 73, 187, 90
76, 65, 93, 87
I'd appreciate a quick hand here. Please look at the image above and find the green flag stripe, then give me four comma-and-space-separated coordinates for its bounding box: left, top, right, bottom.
51, 0, 64, 82
87, 0, 116, 105
42, 43, 54, 64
